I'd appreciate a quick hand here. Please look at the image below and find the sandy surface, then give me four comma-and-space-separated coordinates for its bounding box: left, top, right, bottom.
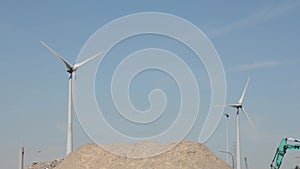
52, 140, 232, 169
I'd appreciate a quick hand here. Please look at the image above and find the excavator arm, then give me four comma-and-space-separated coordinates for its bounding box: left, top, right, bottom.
271, 138, 300, 169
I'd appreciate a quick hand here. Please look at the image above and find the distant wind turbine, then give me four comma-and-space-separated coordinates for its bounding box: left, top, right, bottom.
40, 41, 102, 155
226, 78, 255, 169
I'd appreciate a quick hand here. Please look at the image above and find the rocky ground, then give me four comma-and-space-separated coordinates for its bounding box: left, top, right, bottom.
26, 140, 232, 169
26, 159, 62, 169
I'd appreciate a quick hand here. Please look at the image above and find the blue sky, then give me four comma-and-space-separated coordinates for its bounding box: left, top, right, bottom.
1, 0, 300, 168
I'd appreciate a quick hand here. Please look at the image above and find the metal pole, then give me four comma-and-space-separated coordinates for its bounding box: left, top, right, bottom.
220, 151, 235, 169
19, 147, 24, 169
245, 157, 249, 169
225, 113, 230, 165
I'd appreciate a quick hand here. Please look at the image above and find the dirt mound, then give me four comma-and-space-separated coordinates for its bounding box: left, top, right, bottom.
53, 140, 231, 169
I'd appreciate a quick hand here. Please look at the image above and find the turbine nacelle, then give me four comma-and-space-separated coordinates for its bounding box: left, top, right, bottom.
67, 69, 74, 74
226, 104, 242, 109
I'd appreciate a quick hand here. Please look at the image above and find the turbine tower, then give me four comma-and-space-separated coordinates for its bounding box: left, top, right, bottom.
40, 41, 102, 155
226, 78, 255, 169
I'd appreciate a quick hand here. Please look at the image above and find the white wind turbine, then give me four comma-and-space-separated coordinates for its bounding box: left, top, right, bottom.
226, 78, 255, 169
40, 41, 102, 155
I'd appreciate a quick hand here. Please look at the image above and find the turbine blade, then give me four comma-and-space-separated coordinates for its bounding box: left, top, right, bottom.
40, 41, 73, 70
73, 51, 103, 70
238, 78, 250, 104
241, 107, 255, 129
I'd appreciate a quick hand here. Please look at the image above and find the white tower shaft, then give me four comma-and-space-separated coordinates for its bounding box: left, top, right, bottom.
19, 147, 24, 169
66, 75, 73, 155
236, 112, 241, 169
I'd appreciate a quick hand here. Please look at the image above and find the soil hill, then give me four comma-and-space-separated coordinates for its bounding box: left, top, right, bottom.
52, 140, 231, 169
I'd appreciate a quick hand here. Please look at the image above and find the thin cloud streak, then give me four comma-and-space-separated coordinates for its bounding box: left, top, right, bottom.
208, 0, 300, 37
230, 61, 280, 72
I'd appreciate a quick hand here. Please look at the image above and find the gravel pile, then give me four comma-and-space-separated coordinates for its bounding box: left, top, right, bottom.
26, 159, 62, 169
53, 140, 232, 169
